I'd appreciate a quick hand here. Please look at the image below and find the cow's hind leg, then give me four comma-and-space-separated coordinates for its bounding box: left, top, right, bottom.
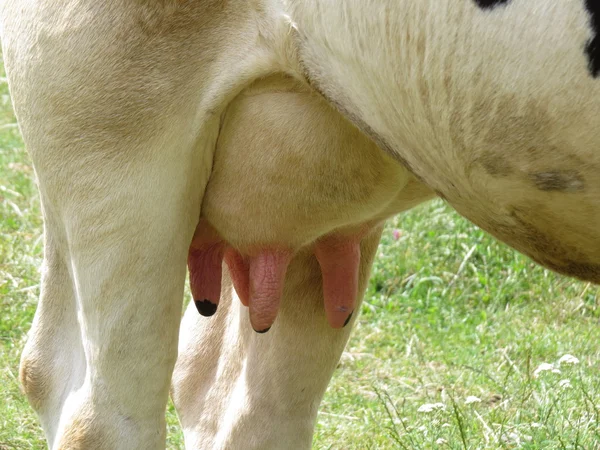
29, 143, 210, 449
172, 226, 383, 449
19, 213, 85, 445
3, 11, 218, 442
15, 129, 213, 449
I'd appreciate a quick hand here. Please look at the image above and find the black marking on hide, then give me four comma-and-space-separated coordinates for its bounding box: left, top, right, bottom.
474, 0, 511, 10
529, 170, 585, 193
195, 299, 218, 317
585, 0, 600, 77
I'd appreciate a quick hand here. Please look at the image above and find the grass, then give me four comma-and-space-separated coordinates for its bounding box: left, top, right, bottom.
1, 55, 600, 450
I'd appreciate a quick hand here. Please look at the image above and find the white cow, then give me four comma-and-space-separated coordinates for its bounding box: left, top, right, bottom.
1, 0, 600, 449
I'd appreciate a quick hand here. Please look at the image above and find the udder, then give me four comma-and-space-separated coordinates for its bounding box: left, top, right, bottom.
189, 75, 433, 332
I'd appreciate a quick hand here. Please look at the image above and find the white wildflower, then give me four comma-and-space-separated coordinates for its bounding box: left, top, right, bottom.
441, 423, 451, 428
533, 362, 560, 378
436, 438, 448, 445
558, 379, 572, 389
530, 422, 543, 429
501, 431, 522, 445
558, 354, 580, 366
418, 425, 428, 435
417, 402, 445, 413
464, 395, 481, 405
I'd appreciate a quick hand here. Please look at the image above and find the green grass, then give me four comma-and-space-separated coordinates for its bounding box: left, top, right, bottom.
1, 55, 600, 450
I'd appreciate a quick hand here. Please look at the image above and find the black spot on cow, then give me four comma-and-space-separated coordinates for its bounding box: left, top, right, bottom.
474, 0, 511, 10
585, 0, 600, 77
529, 170, 584, 193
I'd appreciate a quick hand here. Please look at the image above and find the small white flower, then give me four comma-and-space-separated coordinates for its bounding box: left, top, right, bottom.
531, 422, 543, 429
501, 431, 522, 445
418, 425, 428, 434
441, 423, 451, 428
558, 379, 572, 389
436, 438, 448, 445
417, 402, 445, 413
558, 354, 580, 366
464, 395, 481, 405
533, 362, 556, 377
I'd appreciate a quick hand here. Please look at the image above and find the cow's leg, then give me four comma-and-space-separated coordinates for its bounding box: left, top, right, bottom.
1, 7, 219, 443
1, 9, 214, 445
172, 225, 383, 450
24, 141, 210, 449
18, 208, 85, 445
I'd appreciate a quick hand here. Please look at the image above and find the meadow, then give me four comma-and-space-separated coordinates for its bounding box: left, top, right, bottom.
1, 53, 599, 449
